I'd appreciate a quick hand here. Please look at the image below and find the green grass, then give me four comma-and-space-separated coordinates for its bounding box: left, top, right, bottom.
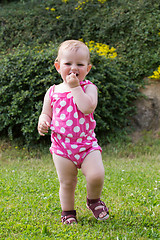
0, 135, 160, 239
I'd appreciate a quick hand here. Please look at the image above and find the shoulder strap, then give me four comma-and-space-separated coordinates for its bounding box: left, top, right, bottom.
49, 85, 55, 99
80, 80, 97, 91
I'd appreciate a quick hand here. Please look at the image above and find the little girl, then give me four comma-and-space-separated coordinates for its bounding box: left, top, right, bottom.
38, 40, 109, 224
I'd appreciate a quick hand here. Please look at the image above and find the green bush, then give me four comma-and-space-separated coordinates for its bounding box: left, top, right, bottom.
0, 45, 58, 144
0, 44, 140, 145
1, 0, 160, 145
1, 0, 160, 81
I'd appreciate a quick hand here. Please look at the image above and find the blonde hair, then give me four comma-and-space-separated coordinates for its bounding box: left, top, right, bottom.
55, 40, 90, 63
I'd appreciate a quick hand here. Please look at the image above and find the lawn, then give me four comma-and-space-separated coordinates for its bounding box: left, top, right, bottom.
0, 135, 159, 239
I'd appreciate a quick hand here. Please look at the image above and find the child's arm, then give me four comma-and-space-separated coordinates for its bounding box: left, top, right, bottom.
38, 89, 52, 136
66, 73, 98, 114
70, 84, 98, 114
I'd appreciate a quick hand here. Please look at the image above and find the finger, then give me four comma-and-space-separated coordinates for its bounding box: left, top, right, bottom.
38, 130, 45, 136
46, 122, 50, 127
41, 122, 49, 130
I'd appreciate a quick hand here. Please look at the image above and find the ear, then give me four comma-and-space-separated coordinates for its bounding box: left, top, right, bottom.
87, 64, 92, 75
54, 62, 60, 73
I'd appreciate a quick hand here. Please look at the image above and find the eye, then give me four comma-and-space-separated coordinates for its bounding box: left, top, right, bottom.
77, 63, 84, 66
65, 63, 71, 66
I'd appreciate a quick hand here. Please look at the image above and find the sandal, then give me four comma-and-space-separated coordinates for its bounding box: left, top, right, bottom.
86, 198, 109, 220
61, 210, 77, 225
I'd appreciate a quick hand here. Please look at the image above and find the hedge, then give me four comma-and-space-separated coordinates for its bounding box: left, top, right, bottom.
1, 0, 160, 145
0, 44, 140, 145
0, 0, 160, 81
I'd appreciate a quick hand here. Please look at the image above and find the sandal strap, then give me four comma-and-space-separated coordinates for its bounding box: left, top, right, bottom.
87, 198, 109, 220
61, 215, 77, 224
61, 210, 77, 224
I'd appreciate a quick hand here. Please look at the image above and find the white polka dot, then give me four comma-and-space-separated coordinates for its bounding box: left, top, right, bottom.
60, 127, 65, 133
87, 136, 92, 140
60, 114, 66, 120
67, 133, 73, 138
79, 118, 85, 124
74, 112, 78, 118
80, 132, 85, 137
55, 121, 59, 126
56, 108, 60, 114
73, 161, 78, 165
67, 93, 72, 99
92, 132, 96, 137
89, 129, 94, 134
91, 118, 95, 122
73, 126, 80, 133
67, 150, 72, 155
67, 105, 73, 112
57, 134, 61, 140
65, 138, 70, 143
85, 142, 90, 145
82, 152, 86, 158
51, 136, 54, 142
54, 94, 58, 99
62, 142, 66, 148
74, 154, 80, 160
71, 144, 78, 149
92, 141, 99, 147
66, 120, 73, 126
57, 150, 63, 155
50, 126, 55, 131
53, 136, 57, 141
79, 147, 86, 152
86, 123, 89, 130
60, 100, 66, 107
77, 138, 82, 143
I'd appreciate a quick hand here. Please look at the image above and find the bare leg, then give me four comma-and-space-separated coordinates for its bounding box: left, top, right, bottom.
81, 150, 105, 199
52, 153, 78, 211
81, 150, 107, 219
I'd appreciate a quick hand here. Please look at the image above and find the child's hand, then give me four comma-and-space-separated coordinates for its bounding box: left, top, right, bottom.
38, 121, 50, 136
66, 73, 80, 88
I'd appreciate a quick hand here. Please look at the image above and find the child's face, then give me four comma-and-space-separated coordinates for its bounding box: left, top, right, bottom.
55, 47, 91, 83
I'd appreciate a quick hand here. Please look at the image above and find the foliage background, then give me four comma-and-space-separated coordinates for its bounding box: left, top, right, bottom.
0, 0, 160, 145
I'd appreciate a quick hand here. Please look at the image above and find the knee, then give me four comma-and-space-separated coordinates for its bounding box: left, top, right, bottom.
86, 170, 105, 186
59, 177, 77, 190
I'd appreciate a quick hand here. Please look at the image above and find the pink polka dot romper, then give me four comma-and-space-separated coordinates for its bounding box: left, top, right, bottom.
49, 80, 102, 168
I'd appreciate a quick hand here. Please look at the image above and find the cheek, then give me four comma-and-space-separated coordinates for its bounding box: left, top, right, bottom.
81, 68, 88, 75
63, 66, 70, 72
61, 67, 69, 75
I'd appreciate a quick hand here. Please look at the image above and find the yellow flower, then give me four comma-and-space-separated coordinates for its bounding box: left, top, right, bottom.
86, 41, 117, 58
97, 0, 107, 3
85, 40, 117, 59
75, 0, 88, 10
62, 0, 68, 2
149, 66, 160, 79
79, 38, 84, 42
50, 8, 55, 11
45, 7, 50, 10
56, 16, 61, 19
79, 39, 117, 59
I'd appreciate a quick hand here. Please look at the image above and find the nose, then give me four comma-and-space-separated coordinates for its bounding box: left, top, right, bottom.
71, 64, 77, 70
